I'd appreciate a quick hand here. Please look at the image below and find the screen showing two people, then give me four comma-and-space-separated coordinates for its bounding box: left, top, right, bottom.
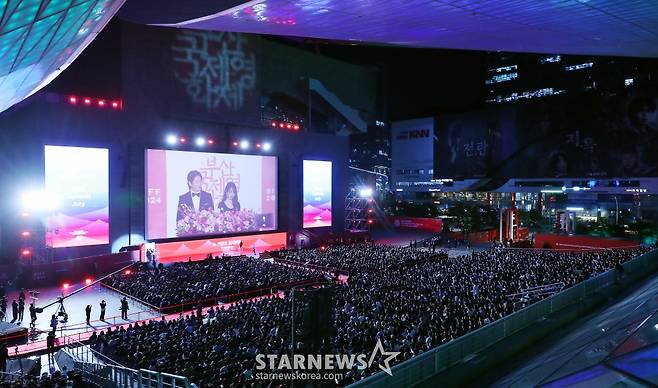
146, 149, 277, 239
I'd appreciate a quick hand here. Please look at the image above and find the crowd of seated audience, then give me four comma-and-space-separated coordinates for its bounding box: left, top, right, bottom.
91, 244, 652, 386
103, 256, 322, 308
91, 297, 297, 387
0, 370, 84, 387
275, 244, 438, 273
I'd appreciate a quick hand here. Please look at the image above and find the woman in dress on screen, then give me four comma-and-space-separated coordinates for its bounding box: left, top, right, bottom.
218, 182, 241, 212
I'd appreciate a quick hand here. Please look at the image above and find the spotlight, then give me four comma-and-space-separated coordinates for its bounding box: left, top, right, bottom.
279, 123, 285, 128
21, 231, 31, 237
207, 139, 214, 145
293, 124, 300, 130
69, 96, 77, 104
271, 121, 277, 127
262, 142, 272, 151
124, 269, 132, 275
97, 100, 105, 107
195, 137, 206, 146
368, 219, 374, 224
232, 141, 239, 147
84, 277, 93, 285
240, 140, 249, 150
286, 124, 292, 129
83, 98, 91, 105
111, 101, 119, 108
22, 191, 59, 210
359, 188, 373, 198
21, 249, 31, 256
62, 282, 70, 290
180, 137, 187, 143
166, 134, 177, 145
256, 143, 261, 148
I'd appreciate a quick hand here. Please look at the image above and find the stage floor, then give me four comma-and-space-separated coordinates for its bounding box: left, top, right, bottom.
3, 281, 160, 342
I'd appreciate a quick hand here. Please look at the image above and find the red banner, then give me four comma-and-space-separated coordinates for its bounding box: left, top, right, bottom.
534, 233, 639, 250
156, 232, 287, 263
389, 217, 443, 233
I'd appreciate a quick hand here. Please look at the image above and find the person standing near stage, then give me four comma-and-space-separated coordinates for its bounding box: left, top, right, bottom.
50, 314, 58, 334
46, 331, 55, 362
17, 299, 24, 322
120, 297, 129, 320
0, 341, 7, 374
85, 305, 92, 325
11, 300, 17, 323
29, 303, 37, 326
99, 300, 106, 321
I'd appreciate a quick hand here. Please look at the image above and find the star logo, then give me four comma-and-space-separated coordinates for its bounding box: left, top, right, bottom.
367, 338, 400, 376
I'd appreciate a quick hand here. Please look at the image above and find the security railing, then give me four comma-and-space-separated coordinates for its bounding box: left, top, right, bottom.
351, 248, 658, 387
64, 334, 197, 388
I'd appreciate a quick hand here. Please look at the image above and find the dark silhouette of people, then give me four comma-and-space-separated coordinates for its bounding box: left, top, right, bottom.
29, 303, 37, 327
120, 297, 129, 320
18, 289, 25, 303
0, 342, 7, 374
11, 300, 17, 323
176, 170, 214, 223
85, 305, 92, 325
18, 299, 24, 322
99, 300, 106, 321
50, 314, 58, 334
46, 331, 55, 361
218, 182, 241, 212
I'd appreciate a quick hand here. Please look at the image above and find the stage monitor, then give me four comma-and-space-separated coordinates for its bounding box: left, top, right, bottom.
44, 145, 110, 248
146, 149, 277, 240
303, 160, 332, 228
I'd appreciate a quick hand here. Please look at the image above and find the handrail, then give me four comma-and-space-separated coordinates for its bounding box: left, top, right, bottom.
506, 282, 565, 298
63, 333, 125, 367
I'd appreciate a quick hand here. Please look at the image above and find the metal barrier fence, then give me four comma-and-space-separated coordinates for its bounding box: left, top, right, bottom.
352, 248, 658, 388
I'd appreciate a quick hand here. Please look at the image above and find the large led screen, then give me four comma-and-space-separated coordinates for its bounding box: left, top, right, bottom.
146, 149, 277, 239
303, 160, 332, 228
45, 146, 110, 248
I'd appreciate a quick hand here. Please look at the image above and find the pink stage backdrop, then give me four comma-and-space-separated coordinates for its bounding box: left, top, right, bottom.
303, 160, 332, 228
155, 232, 287, 263
45, 146, 109, 248
146, 149, 277, 239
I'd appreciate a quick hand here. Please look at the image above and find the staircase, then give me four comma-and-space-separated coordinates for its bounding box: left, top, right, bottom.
60, 336, 198, 388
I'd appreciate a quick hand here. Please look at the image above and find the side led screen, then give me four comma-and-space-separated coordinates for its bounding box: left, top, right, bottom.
44, 145, 110, 248
303, 160, 332, 228
146, 149, 278, 239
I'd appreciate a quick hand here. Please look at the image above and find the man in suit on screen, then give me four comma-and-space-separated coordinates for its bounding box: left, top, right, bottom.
176, 170, 215, 222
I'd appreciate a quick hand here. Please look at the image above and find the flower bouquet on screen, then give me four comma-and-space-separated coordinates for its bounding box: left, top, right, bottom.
214, 209, 257, 234
176, 205, 257, 237
176, 205, 218, 237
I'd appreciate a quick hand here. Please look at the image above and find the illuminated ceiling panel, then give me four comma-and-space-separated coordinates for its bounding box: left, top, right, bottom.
160, 0, 658, 58
0, 0, 125, 113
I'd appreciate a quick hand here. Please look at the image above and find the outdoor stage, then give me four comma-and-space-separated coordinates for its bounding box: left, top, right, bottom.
3, 281, 159, 351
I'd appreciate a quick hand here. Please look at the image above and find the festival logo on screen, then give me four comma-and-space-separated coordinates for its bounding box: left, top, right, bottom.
45, 146, 109, 248
172, 30, 257, 111
146, 150, 277, 240
303, 160, 332, 228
